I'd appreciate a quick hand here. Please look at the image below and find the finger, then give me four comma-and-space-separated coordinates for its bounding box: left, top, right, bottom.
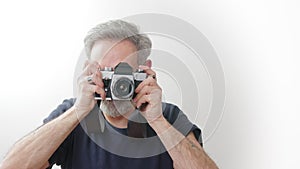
78, 77, 97, 92
77, 61, 101, 84
91, 72, 104, 87
88, 61, 101, 75
83, 61, 101, 76
133, 85, 153, 103
83, 60, 98, 70
80, 84, 96, 97
81, 83, 106, 100
94, 85, 106, 100
136, 94, 150, 109
139, 65, 156, 78
135, 75, 157, 93
78, 68, 101, 86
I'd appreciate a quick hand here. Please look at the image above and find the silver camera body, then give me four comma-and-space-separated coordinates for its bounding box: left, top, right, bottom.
94, 62, 147, 100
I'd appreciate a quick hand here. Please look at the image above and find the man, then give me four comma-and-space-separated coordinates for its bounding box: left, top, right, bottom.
0, 20, 218, 169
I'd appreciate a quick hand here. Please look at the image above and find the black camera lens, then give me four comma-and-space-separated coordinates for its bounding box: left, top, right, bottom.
113, 77, 134, 99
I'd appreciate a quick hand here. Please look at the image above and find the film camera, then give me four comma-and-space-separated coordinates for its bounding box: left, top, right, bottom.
94, 62, 147, 100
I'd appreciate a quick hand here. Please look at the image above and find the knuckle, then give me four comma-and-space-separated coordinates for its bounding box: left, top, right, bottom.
146, 96, 151, 102
95, 70, 102, 77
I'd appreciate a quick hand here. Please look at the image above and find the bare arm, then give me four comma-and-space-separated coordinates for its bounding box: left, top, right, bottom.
1, 61, 105, 169
149, 116, 218, 169
0, 106, 80, 169
134, 65, 218, 169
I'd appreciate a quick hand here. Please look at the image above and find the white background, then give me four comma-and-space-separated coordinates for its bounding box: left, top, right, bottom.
0, 0, 299, 168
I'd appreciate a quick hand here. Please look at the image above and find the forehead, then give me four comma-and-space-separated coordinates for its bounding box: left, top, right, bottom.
90, 39, 138, 69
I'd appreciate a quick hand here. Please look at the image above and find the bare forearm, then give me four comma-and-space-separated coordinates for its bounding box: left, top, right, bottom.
149, 116, 218, 169
169, 134, 218, 169
1, 106, 80, 169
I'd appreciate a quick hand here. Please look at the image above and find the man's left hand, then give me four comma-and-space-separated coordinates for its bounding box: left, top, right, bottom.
133, 65, 163, 123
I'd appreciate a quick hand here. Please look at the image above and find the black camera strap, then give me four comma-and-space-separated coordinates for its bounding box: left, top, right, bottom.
127, 110, 147, 138
84, 103, 105, 133
84, 101, 147, 138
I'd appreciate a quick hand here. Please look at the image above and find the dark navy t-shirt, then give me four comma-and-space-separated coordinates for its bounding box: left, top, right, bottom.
44, 98, 202, 169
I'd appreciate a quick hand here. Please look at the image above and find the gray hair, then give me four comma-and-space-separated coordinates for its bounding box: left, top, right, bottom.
84, 20, 152, 65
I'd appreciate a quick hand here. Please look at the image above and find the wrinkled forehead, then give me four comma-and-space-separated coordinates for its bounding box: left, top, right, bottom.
90, 39, 139, 69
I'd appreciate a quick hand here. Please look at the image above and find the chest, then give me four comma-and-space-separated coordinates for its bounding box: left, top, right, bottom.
64, 127, 173, 169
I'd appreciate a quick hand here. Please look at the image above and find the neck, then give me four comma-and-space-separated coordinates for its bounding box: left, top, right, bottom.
103, 111, 132, 129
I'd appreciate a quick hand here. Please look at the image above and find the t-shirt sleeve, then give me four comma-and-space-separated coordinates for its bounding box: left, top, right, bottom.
43, 98, 75, 168
162, 103, 203, 147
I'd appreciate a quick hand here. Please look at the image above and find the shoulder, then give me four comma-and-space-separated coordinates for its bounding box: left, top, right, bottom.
161, 102, 203, 145
161, 102, 184, 124
43, 98, 76, 123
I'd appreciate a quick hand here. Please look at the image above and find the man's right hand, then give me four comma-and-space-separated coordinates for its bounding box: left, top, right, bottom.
0, 61, 106, 169
74, 60, 106, 119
